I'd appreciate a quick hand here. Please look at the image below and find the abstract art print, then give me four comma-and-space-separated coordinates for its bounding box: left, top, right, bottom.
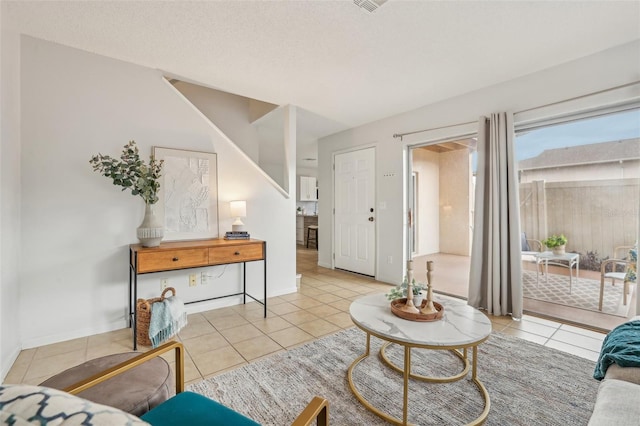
153, 147, 219, 240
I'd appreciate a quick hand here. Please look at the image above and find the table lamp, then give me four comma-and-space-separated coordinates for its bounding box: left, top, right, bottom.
230, 200, 247, 232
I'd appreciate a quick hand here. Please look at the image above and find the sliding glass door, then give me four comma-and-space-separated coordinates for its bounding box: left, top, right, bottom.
516, 107, 639, 325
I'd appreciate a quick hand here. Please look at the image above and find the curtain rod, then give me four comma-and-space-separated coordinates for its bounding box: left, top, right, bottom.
393, 80, 640, 141
393, 120, 476, 141
516, 80, 640, 114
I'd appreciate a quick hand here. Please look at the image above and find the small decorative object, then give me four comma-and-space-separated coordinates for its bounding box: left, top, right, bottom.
224, 231, 250, 240
297, 207, 303, 215
390, 259, 444, 321
230, 200, 247, 232
421, 261, 438, 315
400, 260, 420, 314
413, 290, 425, 309
543, 234, 567, 255
90, 141, 164, 247
385, 275, 425, 302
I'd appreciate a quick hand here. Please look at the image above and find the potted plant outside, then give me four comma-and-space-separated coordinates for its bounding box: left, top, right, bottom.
543, 234, 568, 255
90, 141, 165, 247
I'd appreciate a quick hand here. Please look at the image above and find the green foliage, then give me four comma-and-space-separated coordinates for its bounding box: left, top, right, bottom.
385, 276, 425, 300
543, 234, 567, 248
90, 141, 164, 205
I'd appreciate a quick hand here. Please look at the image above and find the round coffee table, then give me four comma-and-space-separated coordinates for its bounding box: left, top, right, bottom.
348, 293, 492, 425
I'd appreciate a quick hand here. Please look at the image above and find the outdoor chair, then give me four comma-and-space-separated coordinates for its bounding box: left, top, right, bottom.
0, 341, 329, 426
521, 232, 544, 275
599, 245, 637, 311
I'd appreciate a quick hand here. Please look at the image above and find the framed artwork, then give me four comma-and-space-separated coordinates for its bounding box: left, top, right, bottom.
153, 147, 219, 240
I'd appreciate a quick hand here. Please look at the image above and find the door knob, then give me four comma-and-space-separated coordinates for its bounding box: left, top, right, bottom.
370, 208, 374, 212
368, 217, 374, 222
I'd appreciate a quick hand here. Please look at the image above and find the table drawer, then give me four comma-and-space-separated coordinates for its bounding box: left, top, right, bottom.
209, 243, 264, 265
137, 249, 209, 273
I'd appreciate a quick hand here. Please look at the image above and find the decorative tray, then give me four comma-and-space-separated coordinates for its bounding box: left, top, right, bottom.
390, 298, 444, 322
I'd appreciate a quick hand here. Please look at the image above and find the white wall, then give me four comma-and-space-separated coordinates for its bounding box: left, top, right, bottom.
318, 40, 640, 285
0, 27, 23, 377
411, 149, 439, 256
439, 149, 472, 256
18, 35, 296, 349
174, 82, 289, 191
173, 82, 261, 162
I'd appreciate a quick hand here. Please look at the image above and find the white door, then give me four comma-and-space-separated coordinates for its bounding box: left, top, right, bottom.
334, 147, 375, 276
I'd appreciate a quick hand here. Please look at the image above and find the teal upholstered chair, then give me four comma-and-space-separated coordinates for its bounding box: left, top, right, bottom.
1, 342, 329, 426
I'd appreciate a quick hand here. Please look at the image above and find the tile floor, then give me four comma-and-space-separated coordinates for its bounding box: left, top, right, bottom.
4, 247, 607, 388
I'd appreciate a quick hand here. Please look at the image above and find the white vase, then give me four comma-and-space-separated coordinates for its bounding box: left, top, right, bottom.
552, 245, 566, 255
137, 203, 164, 247
413, 292, 424, 308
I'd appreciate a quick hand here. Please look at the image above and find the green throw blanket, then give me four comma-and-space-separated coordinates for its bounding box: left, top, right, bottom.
594, 319, 640, 380
149, 296, 188, 348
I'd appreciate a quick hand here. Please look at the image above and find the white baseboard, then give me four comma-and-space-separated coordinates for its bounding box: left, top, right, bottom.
1, 346, 22, 383
21, 320, 128, 350
19, 289, 300, 351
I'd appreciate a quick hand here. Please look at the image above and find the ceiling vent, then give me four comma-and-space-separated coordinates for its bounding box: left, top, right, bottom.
353, 0, 388, 13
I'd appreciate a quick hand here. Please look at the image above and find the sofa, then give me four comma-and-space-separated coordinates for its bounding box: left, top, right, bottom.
588, 316, 640, 425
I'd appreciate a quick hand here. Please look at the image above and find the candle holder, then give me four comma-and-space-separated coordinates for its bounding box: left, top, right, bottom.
398, 260, 420, 314
390, 260, 444, 321
421, 260, 438, 314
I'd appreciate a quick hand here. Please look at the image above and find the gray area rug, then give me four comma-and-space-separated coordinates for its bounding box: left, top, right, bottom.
188, 327, 599, 425
522, 270, 633, 317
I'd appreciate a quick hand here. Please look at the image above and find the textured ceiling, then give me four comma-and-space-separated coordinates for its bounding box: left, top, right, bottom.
4, 1, 640, 135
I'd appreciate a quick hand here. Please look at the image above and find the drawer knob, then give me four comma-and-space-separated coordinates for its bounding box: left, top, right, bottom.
172, 257, 179, 262
234, 251, 241, 255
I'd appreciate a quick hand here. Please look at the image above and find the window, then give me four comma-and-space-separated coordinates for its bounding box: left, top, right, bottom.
516, 107, 639, 320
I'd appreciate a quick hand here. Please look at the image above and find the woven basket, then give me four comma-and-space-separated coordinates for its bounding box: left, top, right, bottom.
136, 287, 175, 347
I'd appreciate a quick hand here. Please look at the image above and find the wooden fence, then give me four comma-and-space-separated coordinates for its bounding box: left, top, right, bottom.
520, 178, 639, 261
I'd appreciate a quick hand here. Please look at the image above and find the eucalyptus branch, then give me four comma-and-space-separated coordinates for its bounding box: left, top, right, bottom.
90, 141, 164, 204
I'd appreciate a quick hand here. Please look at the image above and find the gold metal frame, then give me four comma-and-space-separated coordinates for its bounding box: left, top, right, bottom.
347, 329, 491, 425
64, 340, 185, 395
380, 342, 470, 383
61, 340, 328, 426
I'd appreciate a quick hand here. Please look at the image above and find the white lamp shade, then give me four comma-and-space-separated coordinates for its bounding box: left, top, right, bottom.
230, 200, 247, 218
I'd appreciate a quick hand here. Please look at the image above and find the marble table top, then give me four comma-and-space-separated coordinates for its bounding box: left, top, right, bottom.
350, 293, 492, 348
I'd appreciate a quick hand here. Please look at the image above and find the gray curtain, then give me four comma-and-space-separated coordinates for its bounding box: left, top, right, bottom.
468, 112, 523, 318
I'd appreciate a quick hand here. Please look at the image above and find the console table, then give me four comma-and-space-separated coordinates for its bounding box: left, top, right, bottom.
129, 238, 267, 349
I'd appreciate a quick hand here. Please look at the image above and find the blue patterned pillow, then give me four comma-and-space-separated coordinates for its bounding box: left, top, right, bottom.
0, 384, 150, 425
624, 244, 637, 283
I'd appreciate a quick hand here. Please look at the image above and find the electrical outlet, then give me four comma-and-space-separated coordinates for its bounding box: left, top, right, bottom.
201, 272, 208, 285
160, 278, 169, 290
189, 274, 197, 287
387, 255, 393, 264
